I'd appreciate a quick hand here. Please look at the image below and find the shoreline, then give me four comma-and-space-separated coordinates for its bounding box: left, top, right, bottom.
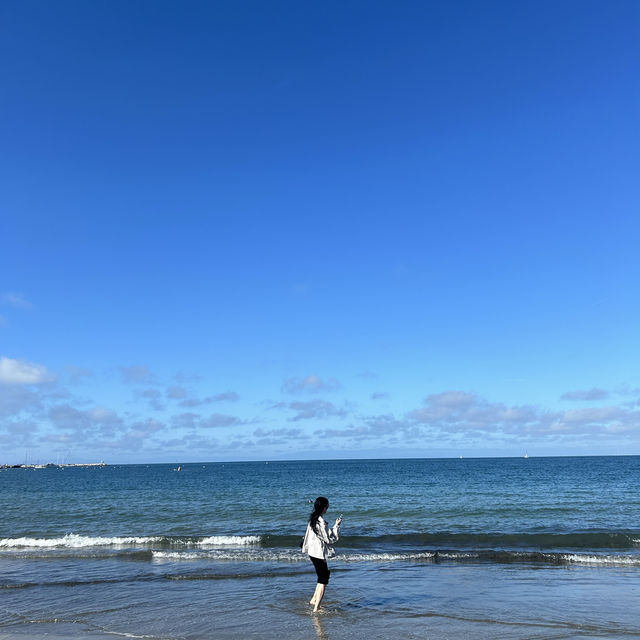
0, 462, 107, 469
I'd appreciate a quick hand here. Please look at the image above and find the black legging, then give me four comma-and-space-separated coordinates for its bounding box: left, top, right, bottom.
310, 556, 330, 585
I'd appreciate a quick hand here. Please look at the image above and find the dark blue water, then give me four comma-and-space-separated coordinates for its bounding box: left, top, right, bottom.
1, 457, 639, 638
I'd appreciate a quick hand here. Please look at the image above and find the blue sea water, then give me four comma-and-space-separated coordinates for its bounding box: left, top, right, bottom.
1, 456, 639, 639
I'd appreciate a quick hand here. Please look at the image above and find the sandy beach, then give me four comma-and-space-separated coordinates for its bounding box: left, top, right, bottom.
2, 560, 638, 639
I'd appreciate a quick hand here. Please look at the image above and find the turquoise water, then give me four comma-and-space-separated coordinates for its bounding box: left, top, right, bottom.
1, 457, 639, 638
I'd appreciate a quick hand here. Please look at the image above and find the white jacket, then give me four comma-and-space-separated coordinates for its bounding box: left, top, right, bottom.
302, 516, 340, 560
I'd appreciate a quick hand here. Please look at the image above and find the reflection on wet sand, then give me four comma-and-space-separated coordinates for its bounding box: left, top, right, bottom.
312, 614, 328, 640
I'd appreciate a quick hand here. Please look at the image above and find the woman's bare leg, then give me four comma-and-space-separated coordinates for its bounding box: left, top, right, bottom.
310, 583, 321, 605
313, 584, 326, 612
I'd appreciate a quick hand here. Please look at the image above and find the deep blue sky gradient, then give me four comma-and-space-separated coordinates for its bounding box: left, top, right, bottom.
1, 1, 639, 462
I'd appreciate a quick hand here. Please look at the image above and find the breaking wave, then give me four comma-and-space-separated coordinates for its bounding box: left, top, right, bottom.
3, 531, 640, 567
151, 547, 640, 567
0, 534, 163, 548
0, 534, 262, 549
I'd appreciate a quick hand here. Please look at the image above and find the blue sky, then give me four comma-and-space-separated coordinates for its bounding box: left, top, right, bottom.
1, 0, 639, 463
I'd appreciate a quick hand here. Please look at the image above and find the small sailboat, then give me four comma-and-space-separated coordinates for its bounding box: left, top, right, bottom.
524, 453, 529, 459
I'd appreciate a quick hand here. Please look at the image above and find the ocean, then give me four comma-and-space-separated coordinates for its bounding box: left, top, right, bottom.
1, 456, 639, 639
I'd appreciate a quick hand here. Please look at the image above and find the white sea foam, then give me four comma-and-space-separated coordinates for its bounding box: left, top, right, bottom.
438, 551, 480, 559
154, 551, 202, 560
198, 535, 261, 546
153, 549, 436, 563
96, 630, 158, 639
0, 533, 262, 550
152, 549, 301, 562
560, 553, 640, 566
341, 552, 436, 562
151, 548, 640, 567
0, 534, 162, 549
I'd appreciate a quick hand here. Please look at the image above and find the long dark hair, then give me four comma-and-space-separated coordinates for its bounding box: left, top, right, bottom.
309, 496, 328, 533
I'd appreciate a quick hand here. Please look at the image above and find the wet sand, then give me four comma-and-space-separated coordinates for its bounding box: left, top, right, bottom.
2, 560, 639, 639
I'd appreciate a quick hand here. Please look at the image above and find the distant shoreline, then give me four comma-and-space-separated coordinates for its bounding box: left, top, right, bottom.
2, 454, 638, 468
1, 462, 108, 469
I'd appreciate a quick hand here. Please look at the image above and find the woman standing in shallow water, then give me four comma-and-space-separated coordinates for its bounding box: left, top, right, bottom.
302, 496, 342, 612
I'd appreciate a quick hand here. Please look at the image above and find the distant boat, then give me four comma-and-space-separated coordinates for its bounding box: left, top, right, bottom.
524, 453, 529, 459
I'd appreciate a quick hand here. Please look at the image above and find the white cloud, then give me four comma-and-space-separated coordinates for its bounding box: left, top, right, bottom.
561, 388, 609, 401
561, 406, 623, 424
136, 388, 165, 411
254, 427, 304, 438
177, 397, 208, 408
4, 370, 638, 461
127, 418, 164, 439
209, 391, 239, 403
48, 403, 124, 436
169, 410, 244, 430
252, 426, 308, 447
165, 388, 239, 408
427, 390, 477, 410
305, 390, 640, 450
287, 400, 347, 421
410, 392, 545, 436
64, 365, 93, 382
0, 385, 43, 418
200, 413, 243, 428
171, 413, 200, 429
315, 415, 413, 442
166, 386, 188, 399
0, 356, 52, 385
119, 365, 156, 384
175, 371, 203, 384
0, 419, 39, 448
1, 292, 34, 310
409, 391, 640, 441
281, 375, 341, 395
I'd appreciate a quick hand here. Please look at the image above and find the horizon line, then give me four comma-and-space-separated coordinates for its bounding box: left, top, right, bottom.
5, 453, 639, 467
